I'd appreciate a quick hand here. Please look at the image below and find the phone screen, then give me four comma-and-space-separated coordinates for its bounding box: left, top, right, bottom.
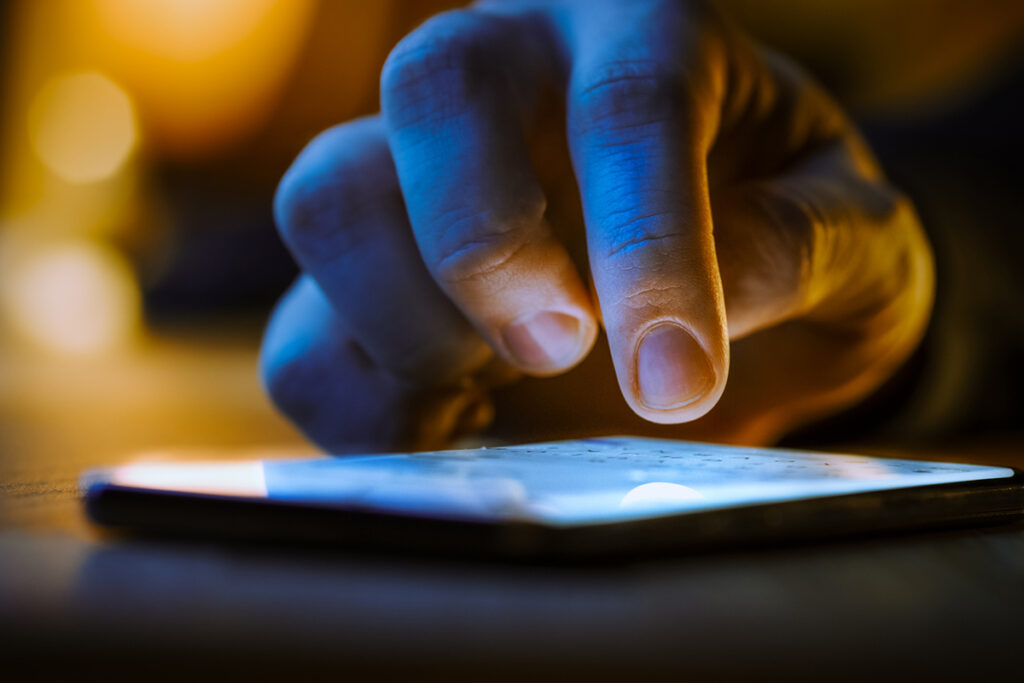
86, 437, 1015, 526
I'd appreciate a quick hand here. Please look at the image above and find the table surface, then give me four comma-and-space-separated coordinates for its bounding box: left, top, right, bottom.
2, 330, 1022, 680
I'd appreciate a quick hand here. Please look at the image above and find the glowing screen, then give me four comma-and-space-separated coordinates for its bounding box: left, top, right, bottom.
91, 437, 1015, 526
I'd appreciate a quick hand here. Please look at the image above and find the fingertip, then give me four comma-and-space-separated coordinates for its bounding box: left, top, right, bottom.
621, 319, 728, 425
500, 309, 598, 376
636, 322, 714, 408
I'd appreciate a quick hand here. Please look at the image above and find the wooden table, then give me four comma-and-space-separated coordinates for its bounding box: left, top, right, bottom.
2, 331, 1022, 680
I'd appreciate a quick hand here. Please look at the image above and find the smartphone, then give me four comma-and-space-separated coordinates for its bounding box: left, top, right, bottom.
82, 436, 1024, 559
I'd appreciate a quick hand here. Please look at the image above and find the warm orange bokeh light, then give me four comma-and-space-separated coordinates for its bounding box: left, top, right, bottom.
84, 0, 316, 156
1, 241, 141, 355
28, 71, 137, 184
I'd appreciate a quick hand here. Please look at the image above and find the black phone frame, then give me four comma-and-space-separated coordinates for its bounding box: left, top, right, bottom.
83, 468, 1024, 561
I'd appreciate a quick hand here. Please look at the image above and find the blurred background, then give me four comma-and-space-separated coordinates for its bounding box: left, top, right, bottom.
1, 0, 1023, 531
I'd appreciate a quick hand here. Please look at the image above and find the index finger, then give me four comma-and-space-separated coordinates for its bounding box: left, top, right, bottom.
566, 5, 730, 423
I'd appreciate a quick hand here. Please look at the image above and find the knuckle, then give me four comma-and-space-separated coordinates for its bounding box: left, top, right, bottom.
602, 210, 681, 261
742, 184, 822, 304
611, 282, 688, 316
381, 10, 500, 124
274, 127, 393, 259
431, 210, 530, 288
572, 61, 690, 136
427, 191, 546, 287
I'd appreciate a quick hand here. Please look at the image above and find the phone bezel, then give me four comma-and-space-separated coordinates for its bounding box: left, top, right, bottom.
83, 468, 1024, 560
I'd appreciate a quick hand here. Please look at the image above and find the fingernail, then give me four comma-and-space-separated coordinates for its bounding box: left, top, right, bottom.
503, 311, 583, 370
636, 323, 714, 410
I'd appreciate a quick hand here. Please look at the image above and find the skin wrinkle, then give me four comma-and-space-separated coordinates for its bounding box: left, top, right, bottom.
397, 105, 529, 162
571, 103, 703, 153
383, 14, 544, 137
571, 64, 712, 139
602, 219, 686, 259
596, 187, 681, 217
386, 100, 476, 140
609, 283, 711, 315
578, 133, 673, 150
586, 164, 696, 221
434, 235, 533, 287
585, 154, 656, 194
382, 13, 504, 108
576, 60, 684, 98
801, 180, 908, 325
710, 48, 848, 188
594, 217, 711, 277
429, 202, 525, 247
426, 193, 547, 279
728, 129, 892, 323
812, 214, 923, 336
385, 70, 519, 142
746, 184, 821, 310
602, 276, 716, 319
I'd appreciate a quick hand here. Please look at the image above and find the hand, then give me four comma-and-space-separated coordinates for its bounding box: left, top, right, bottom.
261, 0, 934, 452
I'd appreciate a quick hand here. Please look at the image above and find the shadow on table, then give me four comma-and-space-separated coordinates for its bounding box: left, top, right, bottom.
6, 523, 1022, 680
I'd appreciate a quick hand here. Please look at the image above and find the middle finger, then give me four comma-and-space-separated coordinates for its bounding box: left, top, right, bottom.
381, 9, 598, 376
